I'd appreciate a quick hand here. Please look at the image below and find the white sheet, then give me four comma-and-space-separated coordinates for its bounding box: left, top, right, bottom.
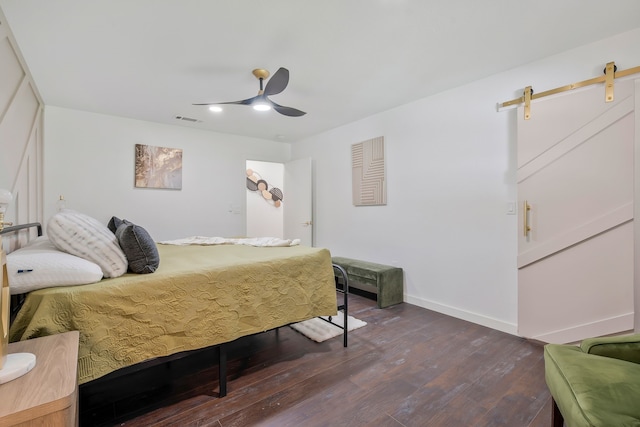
158, 236, 300, 247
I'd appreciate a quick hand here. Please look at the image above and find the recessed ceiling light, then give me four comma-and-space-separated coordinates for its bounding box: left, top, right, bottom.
209, 106, 223, 112
252, 102, 271, 112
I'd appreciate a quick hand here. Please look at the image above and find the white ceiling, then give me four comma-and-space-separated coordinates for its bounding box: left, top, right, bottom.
2, 0, 640, 142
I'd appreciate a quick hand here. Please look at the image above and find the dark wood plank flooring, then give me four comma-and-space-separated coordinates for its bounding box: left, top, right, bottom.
79, 292, 553, 427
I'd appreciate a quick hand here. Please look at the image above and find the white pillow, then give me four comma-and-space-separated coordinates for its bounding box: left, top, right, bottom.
47, 209, 128, 278
6, 237, 104, 294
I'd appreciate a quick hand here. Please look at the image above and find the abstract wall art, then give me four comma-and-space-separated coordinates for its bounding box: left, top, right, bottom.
246, 168, 284, 208
352, 136, 386, 206
134, 144, 183, 190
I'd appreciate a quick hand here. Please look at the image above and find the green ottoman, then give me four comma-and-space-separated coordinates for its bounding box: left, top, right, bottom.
331, 257, 403, 308
544, 334, 640, 427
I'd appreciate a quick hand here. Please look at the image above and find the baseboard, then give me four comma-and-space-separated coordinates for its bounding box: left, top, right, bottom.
404, 296, 635, 343
404, 294, 518, 336
529, 312, 634, 344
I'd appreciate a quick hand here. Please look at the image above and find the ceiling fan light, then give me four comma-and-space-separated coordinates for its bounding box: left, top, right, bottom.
209, 105, 223, 112
252, 102, 271, 112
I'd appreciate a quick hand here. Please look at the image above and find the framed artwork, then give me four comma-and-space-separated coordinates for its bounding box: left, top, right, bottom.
134, 144, 182, 190
352, 136, 386, 206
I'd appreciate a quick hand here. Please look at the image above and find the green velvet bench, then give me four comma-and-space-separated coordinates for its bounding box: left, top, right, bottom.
544, 334, 640, 427
331, 257, 403, 308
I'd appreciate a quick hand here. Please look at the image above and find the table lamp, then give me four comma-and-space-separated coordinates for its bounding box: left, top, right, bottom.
0, 189, 36, 384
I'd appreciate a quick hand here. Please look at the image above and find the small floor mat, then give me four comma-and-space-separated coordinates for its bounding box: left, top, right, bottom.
290, 311, 367, 342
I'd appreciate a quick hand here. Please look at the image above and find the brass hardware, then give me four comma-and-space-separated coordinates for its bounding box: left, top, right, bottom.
0, 212, 11, 233
499, 62, 640, 116
523, 201, 531, 237
1, 286, 8, 339
301, 221, 312, 226
252, 69, 270, 95
252, 69, 270, 80
604, 61, 615, 102
524, 86, 532, 120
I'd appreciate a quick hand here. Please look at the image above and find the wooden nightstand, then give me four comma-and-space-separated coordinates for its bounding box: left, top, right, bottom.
0, 331, 79, 427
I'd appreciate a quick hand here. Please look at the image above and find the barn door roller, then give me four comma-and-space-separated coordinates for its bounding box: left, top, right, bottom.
498, 61, 640, 120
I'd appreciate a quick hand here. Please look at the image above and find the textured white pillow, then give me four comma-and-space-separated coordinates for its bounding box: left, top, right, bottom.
6, 237, 104, 294
47, 210, 128, 278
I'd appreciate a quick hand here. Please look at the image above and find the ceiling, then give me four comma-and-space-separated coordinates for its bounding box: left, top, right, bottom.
2, 1, 640, 142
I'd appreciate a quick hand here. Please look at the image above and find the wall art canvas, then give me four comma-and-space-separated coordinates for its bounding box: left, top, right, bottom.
352, 136, 386, 206
135, 144, 183, 189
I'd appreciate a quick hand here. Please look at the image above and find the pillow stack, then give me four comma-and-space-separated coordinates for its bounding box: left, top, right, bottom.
6, 210, 161, 295
107, 216, 160, 274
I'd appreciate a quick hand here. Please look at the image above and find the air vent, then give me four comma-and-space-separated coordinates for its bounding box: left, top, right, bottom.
175, 115, 199, 122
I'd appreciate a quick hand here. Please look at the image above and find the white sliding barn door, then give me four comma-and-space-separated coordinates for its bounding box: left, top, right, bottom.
517, 79, 637, 344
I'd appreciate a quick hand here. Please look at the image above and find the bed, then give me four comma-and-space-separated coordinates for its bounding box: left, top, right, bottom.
3, 214, 338, 393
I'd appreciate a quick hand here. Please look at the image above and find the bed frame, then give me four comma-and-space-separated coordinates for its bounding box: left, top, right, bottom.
2, 222, 349, 398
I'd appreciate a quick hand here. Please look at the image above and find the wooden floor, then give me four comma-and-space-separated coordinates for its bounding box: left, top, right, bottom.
79, 292, 554, 427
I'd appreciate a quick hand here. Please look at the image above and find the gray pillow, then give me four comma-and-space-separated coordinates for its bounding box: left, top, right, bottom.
107, 216, 124, 234
115, 221, 160, 274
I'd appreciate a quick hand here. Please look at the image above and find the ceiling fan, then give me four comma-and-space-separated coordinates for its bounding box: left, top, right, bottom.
194, 67, 306, 117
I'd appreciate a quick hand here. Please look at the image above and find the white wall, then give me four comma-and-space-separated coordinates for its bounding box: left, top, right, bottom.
39, 28, 640, 336
292, 28, 640, 335
43, 106, 291, 241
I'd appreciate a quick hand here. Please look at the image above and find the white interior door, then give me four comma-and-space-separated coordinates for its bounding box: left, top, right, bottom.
284, 157, 313, 246
517, 79, 637, 343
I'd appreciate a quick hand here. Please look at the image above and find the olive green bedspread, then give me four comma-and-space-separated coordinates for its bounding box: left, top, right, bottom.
10, 243, 337, 384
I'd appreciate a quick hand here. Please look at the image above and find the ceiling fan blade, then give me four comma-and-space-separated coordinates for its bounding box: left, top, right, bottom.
193, 95, 259, 106
264, 67, 289, 96
219, 97, 258, 106
271, 100, 306, 117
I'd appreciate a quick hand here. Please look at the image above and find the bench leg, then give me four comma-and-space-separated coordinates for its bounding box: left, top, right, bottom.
551, 398, 564, 427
